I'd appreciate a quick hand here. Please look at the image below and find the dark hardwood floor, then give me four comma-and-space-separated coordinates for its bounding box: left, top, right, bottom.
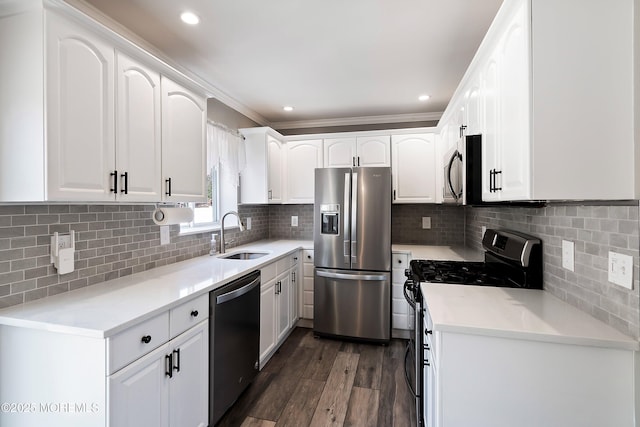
217, 327, 416, 427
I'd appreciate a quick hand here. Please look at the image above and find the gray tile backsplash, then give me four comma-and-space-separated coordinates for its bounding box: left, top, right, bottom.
392, 204, 465, 245
465, 203, 640, 339
3, 200, 639, 341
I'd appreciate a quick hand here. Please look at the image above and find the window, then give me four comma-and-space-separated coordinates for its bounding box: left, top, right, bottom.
180, 122, 244, 234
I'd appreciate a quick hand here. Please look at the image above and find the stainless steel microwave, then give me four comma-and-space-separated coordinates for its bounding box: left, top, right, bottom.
443, 134, 482, 205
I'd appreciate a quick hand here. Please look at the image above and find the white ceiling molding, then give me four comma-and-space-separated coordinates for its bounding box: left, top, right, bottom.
270, 112, 443, 130
62, 0, 270, 127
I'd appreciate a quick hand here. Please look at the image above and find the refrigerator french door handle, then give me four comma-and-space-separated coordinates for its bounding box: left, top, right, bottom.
316, 270, 388, 281
343, 172, 351, 266
350, 171, 358, 266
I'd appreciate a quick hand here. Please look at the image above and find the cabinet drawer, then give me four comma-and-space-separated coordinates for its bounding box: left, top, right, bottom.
303, 263, 314, 278
303, 249, 314, 263
261, 262, 277, 283
291, 252, 301, 265
392, 253, 408, 269
170, 293, 209, 338
107, 312, 169, 374
276, 256, 291, 274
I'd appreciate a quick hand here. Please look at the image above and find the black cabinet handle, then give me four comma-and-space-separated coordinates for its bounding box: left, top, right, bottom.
165, 353, 173, 378
357, 156, 360, 166
165, 178, 172, 196
141, 335, 152, 344
398, 259, 402, 264
173, 348, 180, 372
494, 170, 502, 191
120, 171, 128, 194
110, 171, 118, 194
425, 329, 432, 335
307, 255, 311, 259
459, 124, 467, 138
393, 190, 396, 200
352, 156, 356, 167
190, 310, 199, 317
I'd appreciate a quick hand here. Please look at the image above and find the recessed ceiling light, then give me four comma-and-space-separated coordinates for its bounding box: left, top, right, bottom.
283, 106, 294, 112
418, 94, 430, 102
180, 11, 200, 25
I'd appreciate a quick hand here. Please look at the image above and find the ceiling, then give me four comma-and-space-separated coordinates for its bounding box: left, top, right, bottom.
78, 0, 503, 129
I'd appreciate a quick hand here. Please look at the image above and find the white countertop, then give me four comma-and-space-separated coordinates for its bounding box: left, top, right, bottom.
421, 283, 639, 351
392, 244, 483, 261
0, 240, 311, 339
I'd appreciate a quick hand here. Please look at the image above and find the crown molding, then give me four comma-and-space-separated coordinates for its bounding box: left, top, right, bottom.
270, 111, 443, 130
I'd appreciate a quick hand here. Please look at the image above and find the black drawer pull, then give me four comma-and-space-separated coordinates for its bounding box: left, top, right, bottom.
191, 310, 199, 317
141, 335, 152, 344
425, 329, 432, 335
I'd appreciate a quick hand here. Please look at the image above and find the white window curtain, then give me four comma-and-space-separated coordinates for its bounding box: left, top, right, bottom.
207, 122, 246, 226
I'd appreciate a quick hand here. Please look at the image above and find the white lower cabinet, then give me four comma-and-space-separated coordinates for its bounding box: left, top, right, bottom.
108, 320, 208, 427
391, 252, 410, 331
301, 249, 314, 319
259, 252, 301, 368
422, 307, 636, 427
0, 294, 208, 427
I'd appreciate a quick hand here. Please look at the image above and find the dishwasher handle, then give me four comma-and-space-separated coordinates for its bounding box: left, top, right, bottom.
216, 275, 260, 305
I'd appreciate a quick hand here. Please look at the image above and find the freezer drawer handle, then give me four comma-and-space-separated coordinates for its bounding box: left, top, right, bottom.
216, 276, 261, 304
316, 270, 388, 281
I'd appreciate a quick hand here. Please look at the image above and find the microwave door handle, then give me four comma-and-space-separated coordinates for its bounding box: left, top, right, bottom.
455, 151, 463, 199
343, 172, 351, 266
350, 171, 358, 265
447, 151, 459, 201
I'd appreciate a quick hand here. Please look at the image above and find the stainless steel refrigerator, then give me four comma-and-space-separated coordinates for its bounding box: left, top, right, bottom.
313, 167, 391, 342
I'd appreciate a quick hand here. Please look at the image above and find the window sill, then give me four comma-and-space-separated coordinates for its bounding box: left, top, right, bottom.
179, 224, 242, 236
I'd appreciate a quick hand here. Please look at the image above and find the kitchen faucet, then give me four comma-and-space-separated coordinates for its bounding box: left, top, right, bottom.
219, 211, 245, 254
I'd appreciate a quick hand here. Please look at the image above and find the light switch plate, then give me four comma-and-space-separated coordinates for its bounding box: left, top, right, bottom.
160, 226, 170, 245
422, 217, 431, 229
246, 217, 252, 230
562, 240, 575, 272
608, 251, 633, 289
291, 216, 298, 227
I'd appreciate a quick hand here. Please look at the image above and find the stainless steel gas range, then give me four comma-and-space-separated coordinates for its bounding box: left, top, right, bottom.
403, 229, 543, 426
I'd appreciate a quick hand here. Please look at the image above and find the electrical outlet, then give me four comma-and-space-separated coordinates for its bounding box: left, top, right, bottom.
160, 226, 170, 245
608, 251, 633, 289
291, 216, 298, 227
562, 240, 575, 272
246, 217, 252, 230
422, 217, 431, 229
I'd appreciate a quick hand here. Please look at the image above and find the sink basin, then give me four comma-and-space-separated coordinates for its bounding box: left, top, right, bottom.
219, 251, 268, 260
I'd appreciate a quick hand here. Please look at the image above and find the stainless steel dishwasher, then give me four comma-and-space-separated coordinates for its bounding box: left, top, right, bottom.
209, 270, 260, 425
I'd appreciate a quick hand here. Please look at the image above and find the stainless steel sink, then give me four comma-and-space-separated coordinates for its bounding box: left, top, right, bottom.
219, 251, 268, 260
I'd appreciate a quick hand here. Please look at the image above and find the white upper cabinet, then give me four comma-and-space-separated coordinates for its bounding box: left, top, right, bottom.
0, 3, 207, 203
267, 136, 284, 203
324, 137, 357, 168
240, 127, 285, 204
440, 0, 637, 201
285, 139, 323, 203
161, 77, 207, 203
46, 10, 115, 201
356, 136, 391, 167
391, 134, 436, 203
324, 136, 390, 167
116, 52, 162, 202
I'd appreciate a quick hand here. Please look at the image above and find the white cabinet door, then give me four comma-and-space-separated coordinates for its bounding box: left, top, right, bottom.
391, 134, 436, 203
116, 52, 162, 202
464, 78, 482, 136
168, 321, 208, 427
481, 54, 500, 202
289, 256, 301, 325
259, 279, 277, 365
497, 0, 530, 200
276, 273, 291, 343
108, 343, 170, 427
324, 137, 356, 168
46, 11, 115, 201
161, 77, 206, 203
391, 253, 410, 330
285, 140, 322, 203
357, 136, 391, 167
267, 135, 283, 203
